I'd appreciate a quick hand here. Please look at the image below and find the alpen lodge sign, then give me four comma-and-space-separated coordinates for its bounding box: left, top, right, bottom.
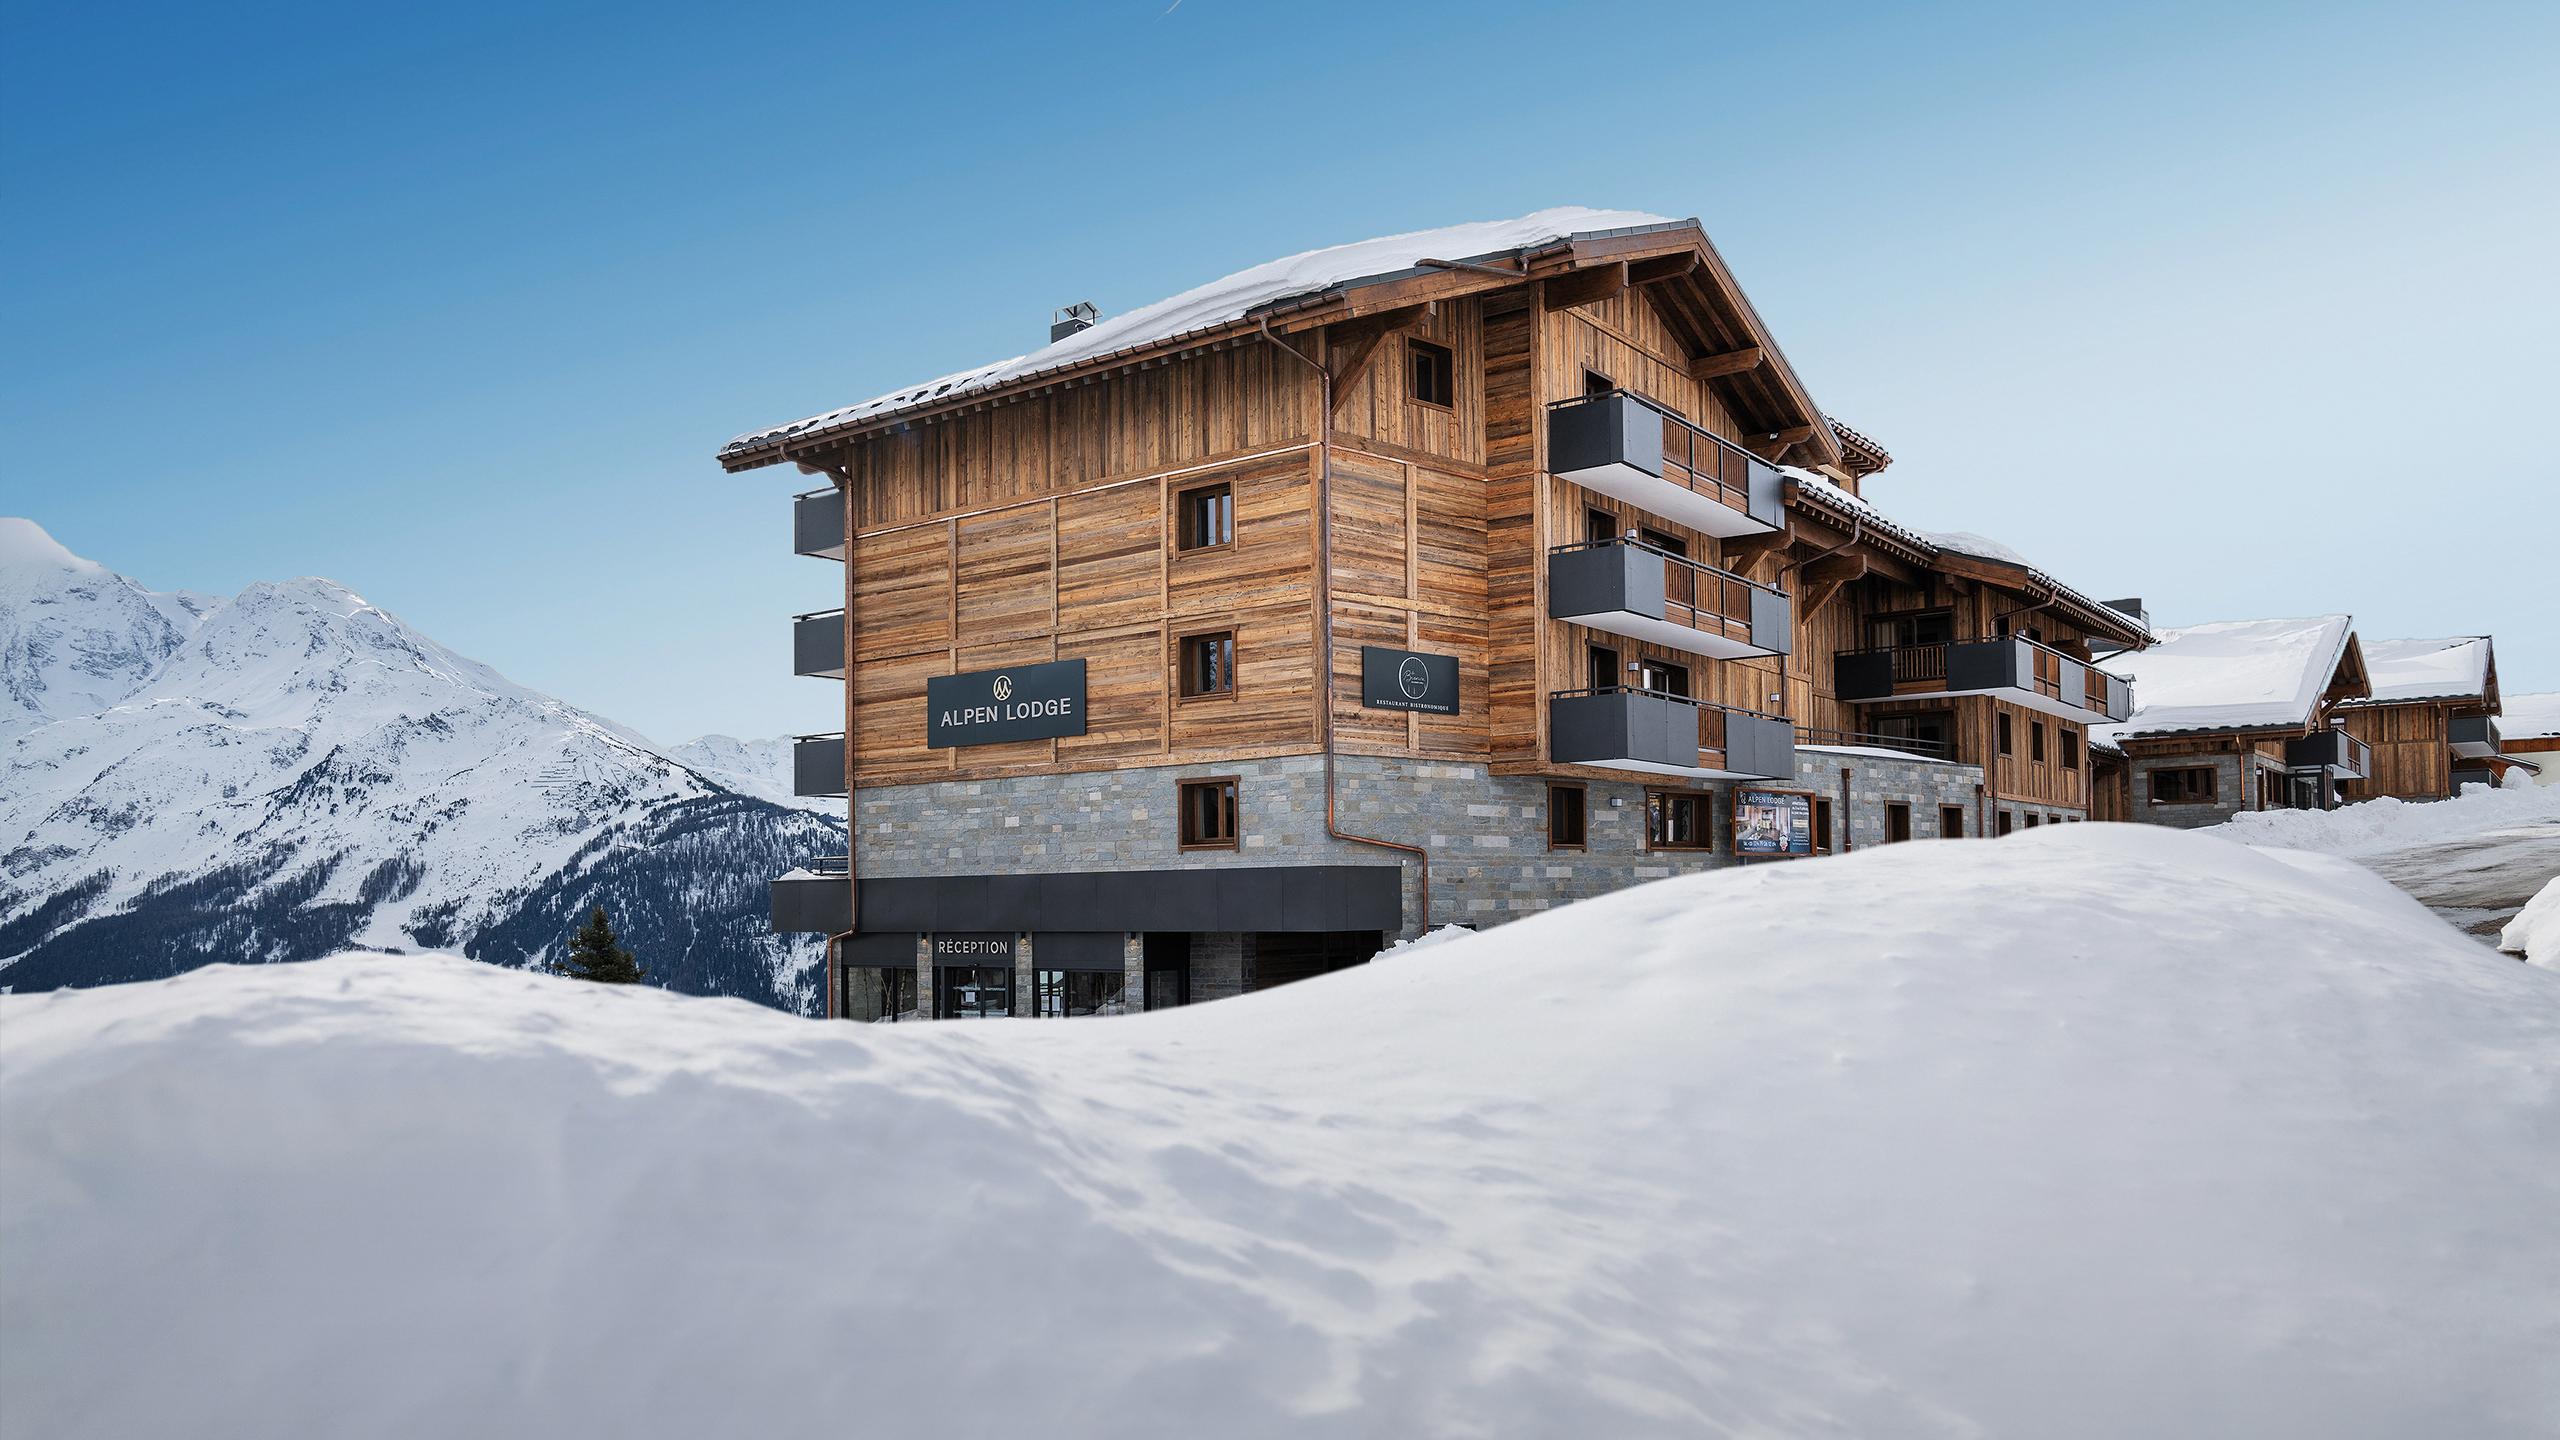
926, 659, 1087, 748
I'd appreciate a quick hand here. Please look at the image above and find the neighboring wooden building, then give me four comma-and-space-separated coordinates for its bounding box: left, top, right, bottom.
2088, 616, 2375, 827
720, 208, 2141, 1021
2336, 637, 2505, 800
2496, 692, 2560, 787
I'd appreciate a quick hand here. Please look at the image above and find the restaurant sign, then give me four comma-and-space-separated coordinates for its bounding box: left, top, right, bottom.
1358, 646, 1461, 716
926, 659, 1088, 748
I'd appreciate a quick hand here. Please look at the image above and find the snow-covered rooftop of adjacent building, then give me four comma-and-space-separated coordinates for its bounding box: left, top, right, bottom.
2095, 614, 2357, 740
2342, 635, 2493, 705
724, 206, 1677, 456
8, 825, 2556, 1435
1783, 478, 2144, 640
2503, 690, 2560, 741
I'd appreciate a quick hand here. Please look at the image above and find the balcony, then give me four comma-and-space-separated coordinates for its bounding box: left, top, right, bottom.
773, 855, 852, 935
1548, 687, 1797, 780
794, 733, 845, 797
793, 609, 845, 679
2450, 712, 2501, 758
1547, 390, 1784, 539
1834, 636, 2133, 724
2287, 727, 2372, 781
794, 487, 846, 560
1548, 538, 1790, 660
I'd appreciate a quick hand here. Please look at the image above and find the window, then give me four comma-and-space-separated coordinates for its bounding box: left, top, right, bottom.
1583, 369, 1615, 397
1033, 969, 1128, 1018
1869, 610, 1954, 649
1178, 777, 1239, 849
2024, 812, 2041, 829
1143, 933, 1189, 1010
1997, 712, 2014, 756
1637, 657, 1690, 698
1409, 339, 1455, 408
1178, 630, 1234, 699
2030, 721, 2047, 763
1876, 710, 1954, 754
1588, 644, 1621, 692
1940, 805, 1966, 838
1547, 783, 1587, 850
2062, 728, 2081, 771
2150, 767, 2218, 805
843, 965, 918, 1024
1176, 482, 1233, 552
1646, 790, 1712, 851
1812, 796, 1834, 854
1586, 507, 1618, 546
1996, 809, 2014, 836
1886, 802, 1912, 843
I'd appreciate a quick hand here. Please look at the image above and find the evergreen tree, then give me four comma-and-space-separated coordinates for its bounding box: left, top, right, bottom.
554, 904, 646, 985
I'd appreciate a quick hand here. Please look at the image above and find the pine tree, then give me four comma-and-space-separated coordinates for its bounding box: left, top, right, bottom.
554, 904, 646, 985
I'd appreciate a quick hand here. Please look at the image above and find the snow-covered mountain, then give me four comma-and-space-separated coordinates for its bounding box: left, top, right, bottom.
665, 733, 826, 811
0, 518, 840, 1011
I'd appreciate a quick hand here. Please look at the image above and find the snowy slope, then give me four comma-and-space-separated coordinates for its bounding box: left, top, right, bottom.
5, 824, 2555, 1439
0, 520, 835, 1009
665, 732, 831, 812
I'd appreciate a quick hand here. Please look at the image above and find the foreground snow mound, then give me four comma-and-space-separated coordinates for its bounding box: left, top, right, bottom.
2216, 778, 2560, 856
7, 826, 2558, 1440
2503, 874, 2560, 967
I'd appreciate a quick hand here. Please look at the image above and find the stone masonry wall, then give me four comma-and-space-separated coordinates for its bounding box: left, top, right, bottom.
2125, 751, 2249, 830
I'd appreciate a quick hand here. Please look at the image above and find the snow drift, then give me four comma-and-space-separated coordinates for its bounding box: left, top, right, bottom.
6, 825, 2557, 1439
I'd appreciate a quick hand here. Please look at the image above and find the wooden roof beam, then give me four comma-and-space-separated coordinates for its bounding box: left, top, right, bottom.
1541, 260, 1628, 313
1326, 303, 1432, 402
1689, 345, 1764, 380
1749, 424, 1818, 462
1626, 251, 1699, 286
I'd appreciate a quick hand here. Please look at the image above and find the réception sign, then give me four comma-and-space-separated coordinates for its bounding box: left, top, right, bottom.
926, 659, 1087, 748
931, 932, 1017, 964
1358, 646, 1461, 717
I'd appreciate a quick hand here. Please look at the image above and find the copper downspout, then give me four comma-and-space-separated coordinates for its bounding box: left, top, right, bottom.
1257, 317, 1432, 935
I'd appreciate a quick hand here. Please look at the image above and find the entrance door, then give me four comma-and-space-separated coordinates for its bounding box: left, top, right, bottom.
937, 966, 1014, 1018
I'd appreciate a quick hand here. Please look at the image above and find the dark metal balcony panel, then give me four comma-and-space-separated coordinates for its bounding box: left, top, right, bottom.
771, 864, 1404, 936
1836, 637, 2130, 724
793, 611, 846, 679
793, 734, 846, 797
2449, 712, 2500, 758
1550, 690, 1700, 773
2286, 728, 2371, 780
772, 874, 852, 935
1724, 711, 1799, 781
1546, 393, 1780, 539
794, 488, 846, 560
1545, 541, 1787, 660
1832, 649, 1899, 704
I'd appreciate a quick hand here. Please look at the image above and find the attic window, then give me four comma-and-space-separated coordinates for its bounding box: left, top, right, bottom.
1409, 340, 1454, 408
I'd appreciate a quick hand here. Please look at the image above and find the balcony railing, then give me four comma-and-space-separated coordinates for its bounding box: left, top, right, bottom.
2286, 727, 2373, 781
1546, 390, 1785, 539
1834, 635, 2132, 723
1548, 686, 1797, 780
1792, 726, 1954, 762
794, 733, 846, 797
794, 487, 846, 560
793, 609, 846, 679
1547, 537, 1790, 660
773, 859, 852, 934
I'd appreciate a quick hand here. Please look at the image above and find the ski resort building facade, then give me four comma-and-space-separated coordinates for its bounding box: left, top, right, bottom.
2334, 636, 2517, 798
719, 209, 2145, 1021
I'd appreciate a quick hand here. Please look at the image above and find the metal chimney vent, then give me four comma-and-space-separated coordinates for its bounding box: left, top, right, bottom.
1051, 301, 1099, 343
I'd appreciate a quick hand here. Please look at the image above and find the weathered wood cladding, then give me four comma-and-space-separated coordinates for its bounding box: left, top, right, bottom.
2339, 702, 2457, 801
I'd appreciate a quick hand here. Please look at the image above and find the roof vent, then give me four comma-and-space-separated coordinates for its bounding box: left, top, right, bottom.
1051, 302, 1099, 343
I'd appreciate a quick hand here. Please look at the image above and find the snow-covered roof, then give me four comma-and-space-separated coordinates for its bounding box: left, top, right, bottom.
1782, 479, 2146, 643
724, 206, 1678, 458
2501, 691, 2560, 741
2341, 636, 2493, 705
2095, 615, 2358, 741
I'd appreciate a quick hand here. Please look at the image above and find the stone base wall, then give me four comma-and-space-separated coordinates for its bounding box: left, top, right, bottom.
850, 748, 1996, 938
2125, 752, 2250, 830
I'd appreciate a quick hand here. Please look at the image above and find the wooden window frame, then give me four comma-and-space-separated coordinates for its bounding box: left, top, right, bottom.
1997, 711, 2014, 757
1811, 796, 1835, 855
1885, 801, 1913, 844
1173, 480, 1234, 555
1643, 788, 1715, 853
1177, 776, 1241, 851
2030, 720, 2047, 764
1939, 804, 1966, 839
1996, 809, 2014, 836
1546, 782, 1588, 852
1583, 368, 1615, 397
2062, 727, 2082, 771
1176, 629, 1237, 703
2023, 812, 2041, 829
1407, 338, 1456, 411
2148, 766, 2219, 806
1585, 506, 1619, 546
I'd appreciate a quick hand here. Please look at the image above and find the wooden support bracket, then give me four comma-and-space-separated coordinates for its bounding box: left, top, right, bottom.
1688, 345, 1764, 380
1541, 260, 1629, 312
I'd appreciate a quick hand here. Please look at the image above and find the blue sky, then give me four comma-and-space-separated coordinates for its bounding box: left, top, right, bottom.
5, 0, 2553, 742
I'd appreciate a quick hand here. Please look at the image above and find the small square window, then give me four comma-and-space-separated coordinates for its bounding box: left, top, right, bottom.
1940, 805, 1966, 838
1886, 802, 1912, 843
1583, 369, 1615, 397
1177, 482, 1233, 552
1996, 809, 2015, 836
1645, 790, 1712, 851
1178, 631, 1234, 699
2150, 766, 2218, 805
2024, 812, 2041, 829
1547, 784, 1587, 850
1178, 777, 1238, 850
1409, 340, 1455, 408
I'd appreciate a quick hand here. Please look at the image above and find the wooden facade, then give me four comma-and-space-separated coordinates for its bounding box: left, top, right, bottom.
729, 217, 2144, 819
